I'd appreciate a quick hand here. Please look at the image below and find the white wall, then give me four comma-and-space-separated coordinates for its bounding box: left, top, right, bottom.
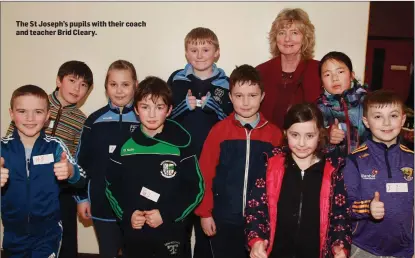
1, 2, 370, 254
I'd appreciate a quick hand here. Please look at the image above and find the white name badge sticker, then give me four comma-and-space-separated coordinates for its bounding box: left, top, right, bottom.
196, 99, 202, 107
33, 154, 54, 165
48, 120, 55, 129
109, 145, 116, 153
386, 183, 408, 193
140, 187, 160, 202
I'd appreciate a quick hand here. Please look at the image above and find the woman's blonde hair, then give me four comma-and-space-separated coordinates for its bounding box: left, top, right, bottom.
269, 8, 316, 60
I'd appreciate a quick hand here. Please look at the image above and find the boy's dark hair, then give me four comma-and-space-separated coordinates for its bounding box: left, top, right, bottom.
56, 60, 94, 89
11, 84, 50, 110
319, 51, 353, 77
105, 60, 138, 89
363, 90, 404, 117
283, 103, 327, 157
134, 76, 173, 107
229, 64, 264, 93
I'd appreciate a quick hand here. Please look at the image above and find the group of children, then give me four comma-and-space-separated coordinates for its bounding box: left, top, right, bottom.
1, 26, 413, 258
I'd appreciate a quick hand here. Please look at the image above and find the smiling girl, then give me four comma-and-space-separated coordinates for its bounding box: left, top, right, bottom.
75, 60, 140, 258
245, 103, 351, 258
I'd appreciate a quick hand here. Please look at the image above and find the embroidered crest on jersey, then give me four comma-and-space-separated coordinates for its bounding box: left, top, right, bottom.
160, 160, 177, 178
401, 167, 414, 181
164, 241, 180, 255
213, 88, 224, 104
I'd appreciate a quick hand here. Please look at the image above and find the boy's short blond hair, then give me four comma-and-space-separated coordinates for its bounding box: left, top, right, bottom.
184, 27, 220, 51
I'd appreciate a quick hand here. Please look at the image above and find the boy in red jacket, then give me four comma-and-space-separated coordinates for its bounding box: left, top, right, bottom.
195, 64, 282, 258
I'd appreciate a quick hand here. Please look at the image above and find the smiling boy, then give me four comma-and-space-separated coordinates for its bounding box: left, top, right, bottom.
343, 90, 414, 258
167, 27, 233, 258
1, 85, 86, 258
194, 65, 282, 258
6, 60, 94, 258
105, 76, 204, 258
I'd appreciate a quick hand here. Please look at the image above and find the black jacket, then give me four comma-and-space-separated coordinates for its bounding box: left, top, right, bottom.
105, 119, 204, 237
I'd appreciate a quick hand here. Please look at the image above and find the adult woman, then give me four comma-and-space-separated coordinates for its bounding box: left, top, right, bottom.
257, 8, 321, 129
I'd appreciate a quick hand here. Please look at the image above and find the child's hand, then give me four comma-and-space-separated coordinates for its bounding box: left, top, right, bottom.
1, 157, 9, 187
370, 191, 385, 220
77, 201, 91, 220
187, 89, 197, 110
201, 217, 216, 236
54, 152, 73, 180
144, 209, 163, 228
131, 210, 146, 229
333, 244, 347, 258
329, 119, 346, 144
250, 240, 268, 258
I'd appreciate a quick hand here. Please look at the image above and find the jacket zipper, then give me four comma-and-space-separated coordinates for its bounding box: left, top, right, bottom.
297, 170, 305, 227
341, 97, 352, 154
241, 121, 268, 216
26, 157, 31, 223
119, 108, 123, 130
242, 128, 252, 217
51, 107, 63, 136
384, 148, 392, 178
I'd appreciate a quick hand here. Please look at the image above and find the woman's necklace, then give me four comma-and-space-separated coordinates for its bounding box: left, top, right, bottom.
282, 71, 294, 89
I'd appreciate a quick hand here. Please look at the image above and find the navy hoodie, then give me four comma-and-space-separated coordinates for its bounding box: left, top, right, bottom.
168, 63, 233, 157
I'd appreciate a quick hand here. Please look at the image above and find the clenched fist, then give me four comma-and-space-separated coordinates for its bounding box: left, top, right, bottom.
54, 152, 73, 180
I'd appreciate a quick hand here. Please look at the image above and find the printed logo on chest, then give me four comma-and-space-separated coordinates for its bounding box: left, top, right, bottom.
360, 169, 378, 180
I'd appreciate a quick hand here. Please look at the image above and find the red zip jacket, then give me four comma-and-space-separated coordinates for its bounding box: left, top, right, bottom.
195, 113, 282, 224
245, 148, 351, 257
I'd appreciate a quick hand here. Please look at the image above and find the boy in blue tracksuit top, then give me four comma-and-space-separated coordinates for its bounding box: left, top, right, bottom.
343, 90, 414, 258
167, 27, 233, 258
1, 85, 86, 258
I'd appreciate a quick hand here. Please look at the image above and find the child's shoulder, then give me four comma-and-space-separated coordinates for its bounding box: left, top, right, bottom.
71, 106, 87, 121
85, 105, 111, 123
399, 144, 414, 155
262, 120, 281, 132
1, 134, 15, 148
208, 115, 235, 134
168, 68, 185, 82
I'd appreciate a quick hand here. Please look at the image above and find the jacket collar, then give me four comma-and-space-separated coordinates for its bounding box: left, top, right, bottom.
108, 99, 135, 114
12, 128, 46, 146
132, 119, 191, 148
271, 56, 310, 85
50, 91, 77, 111
367, 136, 401, 153
320, 81, 368, 108
230, 112, 269, 129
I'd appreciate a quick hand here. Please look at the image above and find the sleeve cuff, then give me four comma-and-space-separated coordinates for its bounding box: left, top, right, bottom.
248, 237, 264, 248
331, 246, 349, 257
201, 92, 212, 110
76, 198, 89, 204
194, 204, 212, 218
68, 165, 80, 184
